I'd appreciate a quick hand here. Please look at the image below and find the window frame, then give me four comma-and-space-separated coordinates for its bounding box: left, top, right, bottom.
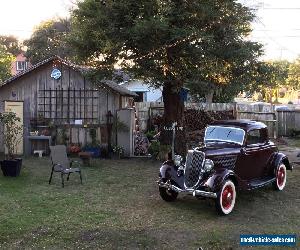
204, 125, 246, 146
16, 61, 28, 71
246, 129, 268, 146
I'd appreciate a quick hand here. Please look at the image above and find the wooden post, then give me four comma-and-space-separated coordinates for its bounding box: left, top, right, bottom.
171, 122, 177, 160
60, 87, 63, 124
92, 90, 94, 124
43, 88, 46, 118
83, 78, 86, 123
67, 87, 70, 123
73, 88, 76, 121
233, 102, 237, 119
79, 88, 82, 120
49, 88, 52, 119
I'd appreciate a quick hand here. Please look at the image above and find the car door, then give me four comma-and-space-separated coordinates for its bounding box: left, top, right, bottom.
236, 129, 272, 180
255, 128, 276, 176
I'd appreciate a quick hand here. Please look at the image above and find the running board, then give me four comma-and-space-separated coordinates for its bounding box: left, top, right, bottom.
249, 177, 276, 190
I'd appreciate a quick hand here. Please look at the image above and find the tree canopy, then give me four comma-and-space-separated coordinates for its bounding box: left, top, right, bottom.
70, 0, 263, 94
0, 35, 22, 56
24, 18, 73, 64
287, 58, 300, 89
0, 45, 14, 83
69, 0, 266, 152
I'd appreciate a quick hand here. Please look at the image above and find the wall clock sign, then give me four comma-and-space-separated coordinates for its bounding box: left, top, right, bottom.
51, 68, 62, 80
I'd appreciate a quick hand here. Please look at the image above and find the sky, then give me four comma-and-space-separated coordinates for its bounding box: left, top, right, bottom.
0, 0, 299, 61
240, 0, 300, 61
0, 0, 73, 38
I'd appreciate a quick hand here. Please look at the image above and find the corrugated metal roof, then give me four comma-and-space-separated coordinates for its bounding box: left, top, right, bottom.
0, 55, 137, 97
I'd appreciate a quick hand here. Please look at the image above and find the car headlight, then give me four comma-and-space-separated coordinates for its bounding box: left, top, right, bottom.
174, 155, 183, 166
204, 159, 214, 172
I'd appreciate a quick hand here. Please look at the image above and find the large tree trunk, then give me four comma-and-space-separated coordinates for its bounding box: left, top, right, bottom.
160, 81, 186, 156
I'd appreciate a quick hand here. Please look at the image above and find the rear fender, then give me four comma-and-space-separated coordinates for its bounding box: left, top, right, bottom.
273, 153, 292, 171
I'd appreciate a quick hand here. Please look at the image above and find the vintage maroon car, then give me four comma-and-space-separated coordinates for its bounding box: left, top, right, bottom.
157, 120, 292, 215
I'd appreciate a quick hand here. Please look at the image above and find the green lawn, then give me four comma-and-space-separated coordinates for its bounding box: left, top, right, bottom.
0, 157, 299, 249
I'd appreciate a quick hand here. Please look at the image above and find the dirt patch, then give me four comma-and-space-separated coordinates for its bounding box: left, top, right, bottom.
78, 228, 235, 250
8, 227, 51, 249
281, 147, 300, 165
78, 228, 157, 249
277, 138, 300, 165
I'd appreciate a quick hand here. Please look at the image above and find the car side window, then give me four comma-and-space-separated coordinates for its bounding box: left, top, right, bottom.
247, 129, 266, 145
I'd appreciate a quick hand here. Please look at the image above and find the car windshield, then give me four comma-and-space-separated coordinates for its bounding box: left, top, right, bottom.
204, 126, 245, 145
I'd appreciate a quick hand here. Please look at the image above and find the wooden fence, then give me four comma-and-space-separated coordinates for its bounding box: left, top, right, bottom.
135, 102, 164, 131
236, 111, 276, 138
135, 102, 300, 137
277, 110, 300, 136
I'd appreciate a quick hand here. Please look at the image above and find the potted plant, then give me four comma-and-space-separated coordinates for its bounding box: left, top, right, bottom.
83, 128, 101, 157
112, 145, 124, 159
0, 112, 23, 177
68, 143, 82, 156
57, 126, 69, 145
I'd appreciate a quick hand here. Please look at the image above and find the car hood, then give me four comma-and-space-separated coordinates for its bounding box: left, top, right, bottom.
197, 143, 241, 157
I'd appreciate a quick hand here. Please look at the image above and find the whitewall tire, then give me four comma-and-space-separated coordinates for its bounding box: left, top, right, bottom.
215, 179, 236, 215
273, 164, 287, 191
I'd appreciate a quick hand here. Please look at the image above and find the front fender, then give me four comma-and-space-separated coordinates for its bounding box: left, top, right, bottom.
159, 163, 184, 189
273, 152, 292, 171
159, 164, 172, 179
203, 168, 238, 193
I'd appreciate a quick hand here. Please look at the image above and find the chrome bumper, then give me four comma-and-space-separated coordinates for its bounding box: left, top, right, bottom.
157, 180, 217, 199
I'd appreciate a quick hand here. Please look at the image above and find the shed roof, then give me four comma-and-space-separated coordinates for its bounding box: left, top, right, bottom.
100, 80, 139, 97
0, 56, 137, 97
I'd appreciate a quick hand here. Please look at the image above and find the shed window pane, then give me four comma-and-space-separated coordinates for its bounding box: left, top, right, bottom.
16, 61, 28, 71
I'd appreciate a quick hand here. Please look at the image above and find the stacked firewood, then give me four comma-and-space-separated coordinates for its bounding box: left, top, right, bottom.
149, 109, 234, 145
184, 109, 234, 144
184, 109, 234, 131
184, 109, 214, 132
152, 114, 164, 126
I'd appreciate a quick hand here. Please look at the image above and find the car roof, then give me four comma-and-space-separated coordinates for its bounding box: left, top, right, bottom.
210, 119, 267, 132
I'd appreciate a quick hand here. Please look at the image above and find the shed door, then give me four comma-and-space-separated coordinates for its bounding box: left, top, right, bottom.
4, 101, 24, 155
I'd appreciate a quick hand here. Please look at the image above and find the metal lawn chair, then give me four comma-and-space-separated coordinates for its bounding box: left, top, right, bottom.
49, 145, 83, 187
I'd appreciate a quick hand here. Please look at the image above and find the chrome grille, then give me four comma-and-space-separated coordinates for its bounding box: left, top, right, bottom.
184, 150, 205, 189
212, 155, 237, 170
